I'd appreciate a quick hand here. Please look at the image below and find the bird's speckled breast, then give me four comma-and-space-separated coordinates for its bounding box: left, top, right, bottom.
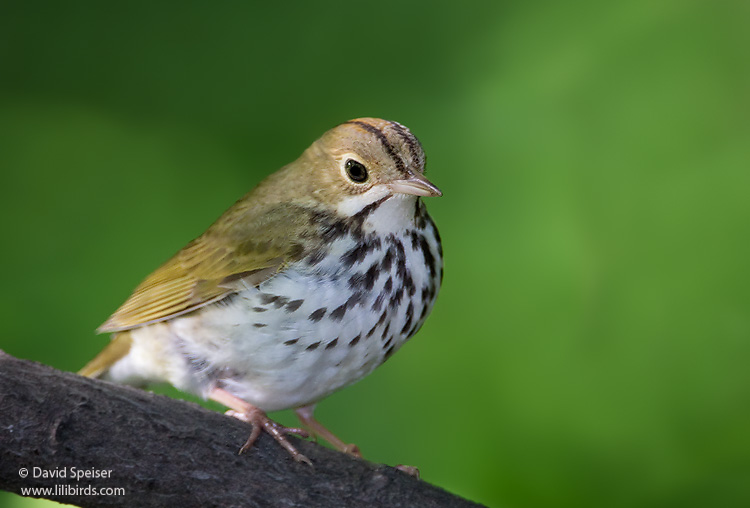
170, 198, 443, 411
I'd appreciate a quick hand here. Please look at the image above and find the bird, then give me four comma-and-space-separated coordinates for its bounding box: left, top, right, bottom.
79, 118, 443, 464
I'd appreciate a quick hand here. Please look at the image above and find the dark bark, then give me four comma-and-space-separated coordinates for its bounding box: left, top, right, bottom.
0, 351, 484, 507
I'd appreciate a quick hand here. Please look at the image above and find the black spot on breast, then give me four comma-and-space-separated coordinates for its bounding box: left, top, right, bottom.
272, 296, 290, 309
418, 236, 437, 279
306, 341, 321, 351
389, 290, 403, 310
394, 238, 406, 260
364, 263, 380, 290
341, 243, 368, 268
403, 274, 415, 297
415, 201, 427, 229
377, 309, 388, 326
397, 260, 408, 282
381, 249, 394, 272
351, 196, 390, 226
341, 237, 383, 268
383, 277, 393, 293
330, 303, 347, 321
286, 299, 304, 312
260, 294, 279, 305
306, 249, 327, 266
420, 303, 430, 320
346, 293, 364, 309
401, 303, 414, 334
372, 292, 386, 312
350, 265, 381, 292
382, 323, 390, 339
425, 214, 443, 258
366, 323, 378, 338
284, 338, 299, 346
384, 344, 395, 360
253, 323, 267, 328
348, 272, 366, 289
349, 223, 365, 241
252, 306, 267, 312
309, 308, 327, 322
392, 240, 407, 281
410, 230, 421, 250
326, 338, 338, 349
349, 334, 361, 346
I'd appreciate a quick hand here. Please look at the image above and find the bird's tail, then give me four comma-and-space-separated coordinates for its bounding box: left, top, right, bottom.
78, 331, 133, 378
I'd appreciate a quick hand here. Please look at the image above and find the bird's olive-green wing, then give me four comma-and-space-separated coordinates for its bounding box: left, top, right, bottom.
97, 205, 310, 333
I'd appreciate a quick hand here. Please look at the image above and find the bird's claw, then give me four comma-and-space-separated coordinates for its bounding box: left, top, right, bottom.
395, 464, 421, 479
342, 443, 362, 457
225, 408, 312, 465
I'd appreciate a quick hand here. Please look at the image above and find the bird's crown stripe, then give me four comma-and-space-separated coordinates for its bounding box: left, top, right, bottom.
387, 121, 422, 169
345, 120, 407, 174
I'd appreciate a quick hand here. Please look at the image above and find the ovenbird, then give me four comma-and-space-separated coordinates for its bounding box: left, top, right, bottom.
80, 118, 443, 464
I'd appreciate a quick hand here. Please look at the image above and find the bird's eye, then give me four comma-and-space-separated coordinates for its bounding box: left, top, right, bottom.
345, 159, 369, 183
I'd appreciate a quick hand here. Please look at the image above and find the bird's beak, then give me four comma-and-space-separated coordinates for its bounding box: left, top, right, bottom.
387, 172, 442, 197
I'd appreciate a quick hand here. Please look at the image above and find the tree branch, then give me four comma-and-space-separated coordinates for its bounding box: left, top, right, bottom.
0, 351, 483, 507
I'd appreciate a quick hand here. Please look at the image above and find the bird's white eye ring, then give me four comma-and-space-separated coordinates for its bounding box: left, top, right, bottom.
344, 159, 368, 183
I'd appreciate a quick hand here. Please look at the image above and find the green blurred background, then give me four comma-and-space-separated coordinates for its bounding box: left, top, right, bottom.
2, 1, 749, 507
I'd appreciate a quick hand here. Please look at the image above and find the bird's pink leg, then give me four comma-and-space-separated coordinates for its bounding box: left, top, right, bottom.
295, 405, 362, 457
209, 387, 311, 465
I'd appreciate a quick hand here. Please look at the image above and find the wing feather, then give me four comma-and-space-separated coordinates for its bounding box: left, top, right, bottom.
97, 204, 308, 333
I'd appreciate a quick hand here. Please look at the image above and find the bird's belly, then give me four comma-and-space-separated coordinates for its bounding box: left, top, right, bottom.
131, 224, 442, 412
181, 277, 389, 411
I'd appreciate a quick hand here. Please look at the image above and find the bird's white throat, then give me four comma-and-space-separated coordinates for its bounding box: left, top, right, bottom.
336, 190, 419, 235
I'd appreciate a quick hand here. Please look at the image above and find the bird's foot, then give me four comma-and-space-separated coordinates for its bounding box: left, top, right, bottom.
225, 408, 311, 465
211, 388, 312, 465
295, 404, 362, 458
